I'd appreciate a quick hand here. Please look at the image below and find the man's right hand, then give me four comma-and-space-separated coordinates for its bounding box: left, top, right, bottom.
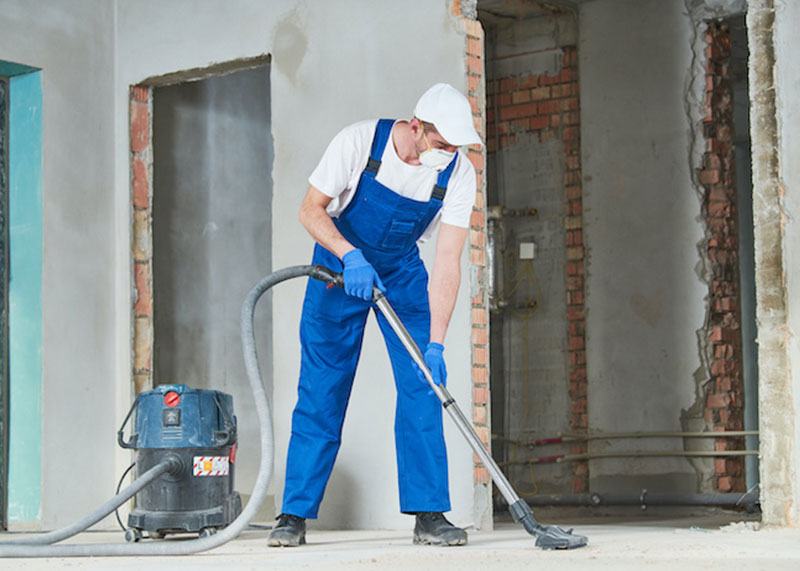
342, 249, 386, 301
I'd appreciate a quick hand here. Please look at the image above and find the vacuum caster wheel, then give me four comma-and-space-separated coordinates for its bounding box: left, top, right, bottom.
149, 530, 165, 540
199, 527, 218, 538
124, 528, 143, 543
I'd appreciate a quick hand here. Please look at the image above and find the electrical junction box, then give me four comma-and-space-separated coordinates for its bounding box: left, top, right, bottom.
519, 242, 536, 259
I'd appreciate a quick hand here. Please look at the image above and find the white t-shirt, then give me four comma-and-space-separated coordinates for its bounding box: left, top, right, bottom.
309, 119, 476, 242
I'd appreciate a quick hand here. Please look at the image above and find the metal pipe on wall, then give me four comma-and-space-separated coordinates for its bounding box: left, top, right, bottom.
500, 449, 758, 466
494, 430, 758, 448
506, 491, 759, 510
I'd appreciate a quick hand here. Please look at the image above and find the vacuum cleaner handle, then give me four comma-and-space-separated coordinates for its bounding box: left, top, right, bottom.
310, 265, 386, 301
371, 294, 516, 492
312, 266, 548, 513
117, 398, 139, 449
312, 264, 586, 549
372, 292, 588, 550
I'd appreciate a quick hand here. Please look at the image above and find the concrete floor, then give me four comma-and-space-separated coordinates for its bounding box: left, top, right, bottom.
3, 513, 800, 570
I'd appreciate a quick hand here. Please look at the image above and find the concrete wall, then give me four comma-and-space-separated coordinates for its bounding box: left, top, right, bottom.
118, 0, 475, 531
0, 0, 477, 530
580, 0, 710, 494
772, 0, 800, 525
151, 65, 272, 514
0, 0, 117, 528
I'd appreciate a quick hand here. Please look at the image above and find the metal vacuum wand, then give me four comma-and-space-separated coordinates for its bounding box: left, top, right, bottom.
371, 288, 588, 550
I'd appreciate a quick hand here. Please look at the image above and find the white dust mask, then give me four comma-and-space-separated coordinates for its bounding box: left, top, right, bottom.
419, 125, 456, 172
419, 148, 455, 172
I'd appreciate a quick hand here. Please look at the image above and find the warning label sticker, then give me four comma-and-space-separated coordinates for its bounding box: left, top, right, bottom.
193, 456, 230, 476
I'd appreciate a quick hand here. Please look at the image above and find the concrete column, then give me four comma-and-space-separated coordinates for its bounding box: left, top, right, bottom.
747, 0, 797, 526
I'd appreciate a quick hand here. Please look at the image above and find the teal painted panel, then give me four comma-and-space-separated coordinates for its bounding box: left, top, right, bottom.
0, 75, 7, 528
0, 61, 38, 78
7, 70, 42, 523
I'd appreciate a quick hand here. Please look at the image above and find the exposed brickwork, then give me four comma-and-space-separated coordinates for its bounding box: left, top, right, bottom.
131, 85, 154, 393
462, 14, 491, 487
701, 24, 746, 493
487, 46, 588, 493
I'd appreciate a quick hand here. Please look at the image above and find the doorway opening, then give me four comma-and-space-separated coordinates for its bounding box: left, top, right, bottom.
478, 2, 758, 516
729, 13, 759, 494
130, 58, 273, 519
479, 3, 586, 502
701, 13, 759, 494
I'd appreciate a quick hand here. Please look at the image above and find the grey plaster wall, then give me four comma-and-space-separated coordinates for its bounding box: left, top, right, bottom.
580, 0, 709, 493
112, 0, 477, 531
151, 65, 272, 512
0, 0, 117, 528
0, 0, 478, 531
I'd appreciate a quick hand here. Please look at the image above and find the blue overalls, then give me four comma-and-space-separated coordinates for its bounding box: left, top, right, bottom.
282, 119, 459, 518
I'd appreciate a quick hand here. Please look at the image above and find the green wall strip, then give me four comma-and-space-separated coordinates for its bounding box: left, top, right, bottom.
6, 69, 42, 524
0, 74, 7, 529
0, 61, 38, 78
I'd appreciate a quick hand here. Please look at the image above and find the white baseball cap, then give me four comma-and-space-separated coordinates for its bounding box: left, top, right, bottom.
414, 83, 483, 147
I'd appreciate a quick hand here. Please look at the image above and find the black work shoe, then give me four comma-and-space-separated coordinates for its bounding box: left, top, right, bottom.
413, 512, 468, 546
267, 513, 306, 547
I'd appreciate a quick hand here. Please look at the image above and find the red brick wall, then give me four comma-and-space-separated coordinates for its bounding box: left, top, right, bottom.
454, 2, 493, 487
131, 85, 154, 395
701, 24, 746, 493
486, 47, 588, 493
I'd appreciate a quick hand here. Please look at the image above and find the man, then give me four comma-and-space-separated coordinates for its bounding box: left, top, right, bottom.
268, 83, 481, 547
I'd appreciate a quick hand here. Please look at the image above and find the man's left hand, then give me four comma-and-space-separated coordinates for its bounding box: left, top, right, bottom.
416, 342, 447, 387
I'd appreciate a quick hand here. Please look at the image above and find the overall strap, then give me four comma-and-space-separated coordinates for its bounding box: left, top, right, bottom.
364, 119, 395, 176
431, 154, 459, 202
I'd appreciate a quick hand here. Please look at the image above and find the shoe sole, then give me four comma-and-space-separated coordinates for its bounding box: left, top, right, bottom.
267, 534, 306, 547
413, 533, 467, 546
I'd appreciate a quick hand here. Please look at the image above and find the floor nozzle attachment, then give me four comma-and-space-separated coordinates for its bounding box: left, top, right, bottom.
509, 499, 588, 550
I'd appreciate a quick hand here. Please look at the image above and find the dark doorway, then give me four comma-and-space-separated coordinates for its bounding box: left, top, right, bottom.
480, 4, 582, 499
151, 64, 273, 512
728, 13, 759, 492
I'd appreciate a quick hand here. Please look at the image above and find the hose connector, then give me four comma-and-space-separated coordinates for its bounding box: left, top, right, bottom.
163, 454, 185, 479
310, 265, 343, 288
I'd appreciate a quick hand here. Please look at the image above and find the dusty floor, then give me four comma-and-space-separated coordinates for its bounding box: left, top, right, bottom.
2, 514, 800, 570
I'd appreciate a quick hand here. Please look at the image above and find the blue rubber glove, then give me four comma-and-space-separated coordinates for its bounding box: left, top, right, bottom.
417, 342, 447, 387
342, 249, 386, 301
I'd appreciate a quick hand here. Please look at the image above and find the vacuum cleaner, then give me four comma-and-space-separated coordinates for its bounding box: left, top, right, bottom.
0, 264, 586, 557
117, 384, 242, 541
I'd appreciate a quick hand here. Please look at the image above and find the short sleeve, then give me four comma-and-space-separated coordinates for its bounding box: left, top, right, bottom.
308, 121, 375, 198
439, 155, 477, 228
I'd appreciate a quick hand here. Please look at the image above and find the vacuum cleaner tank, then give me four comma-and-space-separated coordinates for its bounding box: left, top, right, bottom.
121, 384, 242, 539
132, 384, 236, 449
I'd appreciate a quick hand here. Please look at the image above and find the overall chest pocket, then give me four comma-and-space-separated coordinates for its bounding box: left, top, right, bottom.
380, 219, 420, 250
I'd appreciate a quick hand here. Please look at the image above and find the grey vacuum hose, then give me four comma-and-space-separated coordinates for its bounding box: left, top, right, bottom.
0, 264, 323, 558
0, 458, 179, 546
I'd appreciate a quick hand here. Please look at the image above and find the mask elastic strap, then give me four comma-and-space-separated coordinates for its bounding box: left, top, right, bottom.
421, 121, 433, 153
